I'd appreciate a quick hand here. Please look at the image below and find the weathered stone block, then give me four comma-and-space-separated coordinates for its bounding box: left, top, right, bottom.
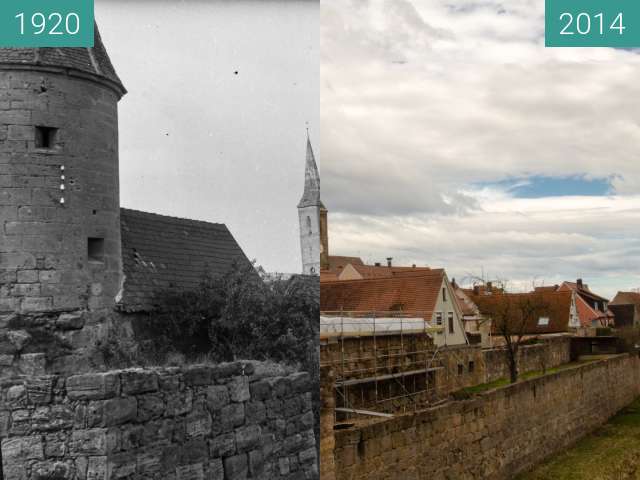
70, 428, 116, 455
228, 376, 250, 403
175, 463, 204, 480
137, 394, 164, 422
249, 380, 271, 401
245, 401, 266, 425
31, 460, 74, 480
185, 408, 212, 438
16, 269, 38, 283
209, 432, 236, 458
120, 369, 158, 395
56, 312, 85, 330
1, 435, 44, 461
219, 403, 245, 432
166, 390, 193, 417
206, 385, 230, 411
102, 397, 137, 426
86, 456, 107, 480
106, 452, 136, 479
66, 372, 119, 400
183, 365, 215, 386
26, 376, 55, 404
207, 459, 224, 480
16, 352, 46, 375
223, 454, 248, 480
136, 446, 163, 475
235, 425, 261, 453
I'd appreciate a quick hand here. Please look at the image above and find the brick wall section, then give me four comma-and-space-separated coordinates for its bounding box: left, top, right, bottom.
0, 361, 318, 480
0, 69, 122, 315
332, 354, 640, 480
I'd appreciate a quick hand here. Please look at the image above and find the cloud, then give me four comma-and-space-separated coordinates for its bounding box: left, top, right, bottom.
322, 0, 640, 294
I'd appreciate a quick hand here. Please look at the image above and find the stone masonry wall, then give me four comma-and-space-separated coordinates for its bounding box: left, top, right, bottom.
483, 336, 571, 383
332, 354, 640, 480
1, 69, 122, 315
319, 367, 335, 480
0, 361, 318, 480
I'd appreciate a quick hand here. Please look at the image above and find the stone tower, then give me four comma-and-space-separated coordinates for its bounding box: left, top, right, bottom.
298, 135, 322, 275
0, 27, 126, 316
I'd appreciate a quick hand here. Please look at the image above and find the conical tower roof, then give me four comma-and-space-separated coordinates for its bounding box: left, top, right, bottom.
298, 135, 324, 209
0, 23, 125, 97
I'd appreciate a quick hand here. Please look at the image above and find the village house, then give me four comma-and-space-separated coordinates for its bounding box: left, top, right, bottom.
321, 269, 468, 347
451, 280, 492, 347
610, 291, 640, 328
469, 288, 580, 337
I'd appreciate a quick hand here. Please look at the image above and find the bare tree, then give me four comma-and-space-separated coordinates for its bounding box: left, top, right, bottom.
473, 288, 549, 383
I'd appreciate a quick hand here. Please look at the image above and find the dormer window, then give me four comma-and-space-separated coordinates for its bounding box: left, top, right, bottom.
35, 126, 58, 149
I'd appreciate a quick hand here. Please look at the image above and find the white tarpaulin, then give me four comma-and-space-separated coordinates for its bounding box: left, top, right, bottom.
320, 315, 438, 337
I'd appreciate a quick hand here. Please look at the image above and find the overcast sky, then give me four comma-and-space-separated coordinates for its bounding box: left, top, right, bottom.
322, 0, 640, 297
95, 0, 318, 274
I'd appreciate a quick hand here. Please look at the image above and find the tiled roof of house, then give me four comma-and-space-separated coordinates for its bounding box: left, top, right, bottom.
320, 271, 339, 282
0, 24, 125, 96
561, 281, 609, 303
469, 290, 574, 335
453, 286, 480, 317
320, 269, 445, 319
574, 295, 611, 327
326, 255, 364, 272
118, 208, 250, 312
348, 264, 431, 279
611, 291, 640, 307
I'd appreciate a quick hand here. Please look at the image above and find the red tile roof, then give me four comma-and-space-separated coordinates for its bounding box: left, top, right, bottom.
320, 269, 445, 320
469, 290, 574, 335
326, 256, 364, 273
118, 208, 250, 312
611, 291, 640, 307
348, 264, 431, 279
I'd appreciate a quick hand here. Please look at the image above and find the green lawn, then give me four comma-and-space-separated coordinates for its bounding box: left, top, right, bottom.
516, 397, 640, 480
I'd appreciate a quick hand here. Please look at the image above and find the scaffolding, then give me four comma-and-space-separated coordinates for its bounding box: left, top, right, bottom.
320, 310, 445, 420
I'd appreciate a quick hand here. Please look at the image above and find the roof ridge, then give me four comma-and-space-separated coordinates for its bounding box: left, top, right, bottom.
120, 207, 226, 227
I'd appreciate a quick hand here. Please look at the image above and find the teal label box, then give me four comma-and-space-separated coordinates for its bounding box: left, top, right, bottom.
0, 0, 94, 47
546, 0, 640, 47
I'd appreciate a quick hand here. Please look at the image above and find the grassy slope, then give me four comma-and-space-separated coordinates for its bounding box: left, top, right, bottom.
517, 397, 640, 480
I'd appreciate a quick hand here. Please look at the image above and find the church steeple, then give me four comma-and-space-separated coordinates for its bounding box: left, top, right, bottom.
298, 134, 323, 208
298, 133, 322, 275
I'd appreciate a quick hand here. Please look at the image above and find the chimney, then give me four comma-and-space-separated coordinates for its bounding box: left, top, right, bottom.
487, 281, 493, 292
577, 278, 583, 289
412, 264, 416, 268
374, 262, 381, 267
451, 278, 457, 288
473, 285, 480, 295
386, 257, 392, 268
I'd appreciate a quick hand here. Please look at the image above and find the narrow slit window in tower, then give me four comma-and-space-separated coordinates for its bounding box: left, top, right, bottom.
88, 238, 105, 262
35, 126, 58, 149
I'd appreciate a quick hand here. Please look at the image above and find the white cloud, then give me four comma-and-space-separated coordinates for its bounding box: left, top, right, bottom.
322, 0, 640, 295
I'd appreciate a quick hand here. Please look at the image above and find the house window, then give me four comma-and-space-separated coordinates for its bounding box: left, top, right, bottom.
35, 126, 58, 149
448, 312, 454, 334
468, 361, 475, 373
538, 316, 550, 326
88, 238, 105, 262
457, 364, 463, 375
442, 287, 447, 302
306, 216, 312, 234
435, 312, 443, 334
